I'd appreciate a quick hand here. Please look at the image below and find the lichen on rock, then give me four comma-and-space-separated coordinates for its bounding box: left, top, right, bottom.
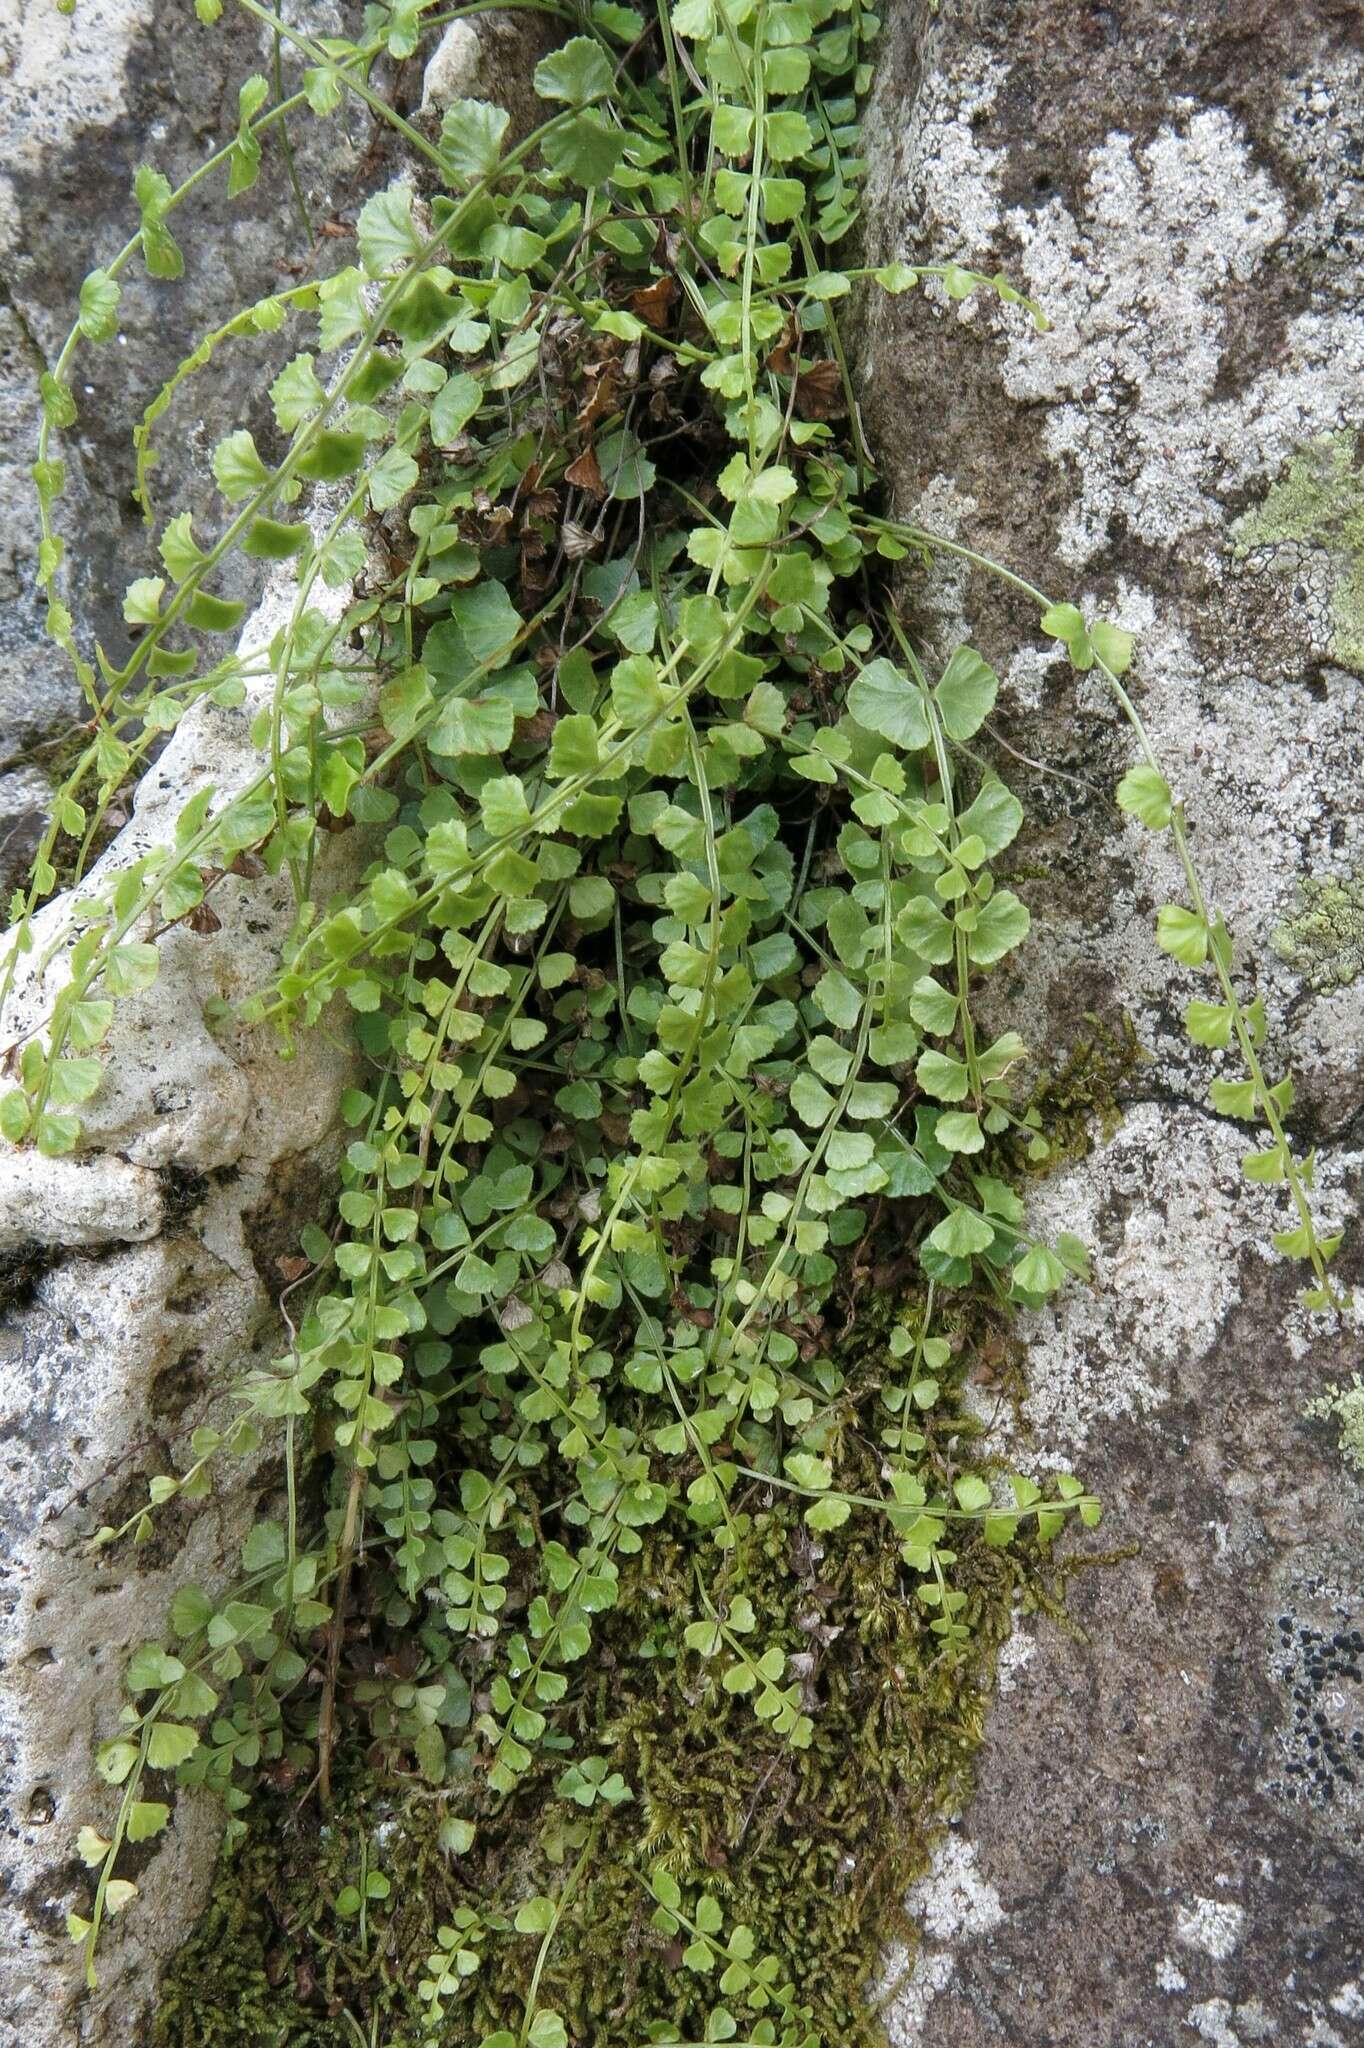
857, 0, 1364, 2038
1274, 868, 1364, 993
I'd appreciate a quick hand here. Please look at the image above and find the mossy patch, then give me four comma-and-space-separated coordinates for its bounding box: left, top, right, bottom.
152, 1017, 1131, 2048
153, 1290, 1072, 2048
1234, 432, 1364, 675
1021, 1011, 1142, 1176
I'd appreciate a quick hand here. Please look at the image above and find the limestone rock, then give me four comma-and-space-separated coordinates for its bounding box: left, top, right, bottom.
0, 566, 362, 2048
0, 0, 369, 902
0, 8, 564, 2035
861, 3, 1364, 2039
419, 8, 563, 138
422, 18, 484, 108
0, 1151, 162, 1250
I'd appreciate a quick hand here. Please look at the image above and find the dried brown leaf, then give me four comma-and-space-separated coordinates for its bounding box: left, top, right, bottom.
629, 275, 677, 328
794, 358, 846, 420
560, 518, 602, 560
565, 445, 606, 497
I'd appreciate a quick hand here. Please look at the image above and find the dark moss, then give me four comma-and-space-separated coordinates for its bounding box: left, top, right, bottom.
155, 1288, 1078, 2048
1019, 1009, 1143, 1175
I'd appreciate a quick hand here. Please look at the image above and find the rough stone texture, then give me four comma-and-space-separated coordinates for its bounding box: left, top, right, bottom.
0, 0, 373, 900
0, 14, 562, 2041
0, 0, 562, 909
0, 1150, 163, 1250
861, 4, 1364, 2042
420, 10, 562, 134
0, 560, 363, 2048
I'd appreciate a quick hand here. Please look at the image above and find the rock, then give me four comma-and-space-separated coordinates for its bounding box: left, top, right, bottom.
419, 8, 563, 136
0, 1152, 162, 1250
0, 563, 363, 2048
0, 1243, 299, 2048
422, 18, 484, 108
860, 3, 1364, 2039
0, 0, 371, 902
0, 10, 565, 2037
876, 1834, 1005, 2038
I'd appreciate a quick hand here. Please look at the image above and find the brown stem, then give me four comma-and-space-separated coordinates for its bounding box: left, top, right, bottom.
317, 1455, 367, 1810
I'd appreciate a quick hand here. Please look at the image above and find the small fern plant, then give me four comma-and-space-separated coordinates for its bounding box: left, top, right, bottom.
3, 0, 1345, 2035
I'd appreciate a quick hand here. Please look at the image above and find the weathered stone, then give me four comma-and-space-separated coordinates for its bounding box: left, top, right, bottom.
0, 1151, 163, 1250
0, 560, 363, 2047
861, 3, 1364, 2040
422, 18, 484, 108
0, 0, 370, 901
420, 8, 561, 131
0, 10, 564, 2036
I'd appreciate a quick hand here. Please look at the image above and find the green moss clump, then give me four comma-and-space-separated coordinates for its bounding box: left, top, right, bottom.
1019, 1011, 1143, 1177
153, 1773, 491, 2047
1273, 871, 1364, 992
154, 1293, 1062, 2048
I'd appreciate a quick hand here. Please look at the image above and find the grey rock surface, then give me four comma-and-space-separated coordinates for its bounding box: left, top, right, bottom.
860, 3, 1364, 2042
0, 0, 372, 900
0, 22, 374, 2022
0, 11, 559, 2041
0, 563, 363, 2048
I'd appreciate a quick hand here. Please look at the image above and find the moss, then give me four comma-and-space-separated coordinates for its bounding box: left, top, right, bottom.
154, 1023, 1132, 2048
1234, 431, 1364, 675
154, 1289, 1066, 2048
1273, 870, 1364, 992
1019, 1010, 1143, 1176
153, 1770, 487, 2047
153, 1004, 1131, 2048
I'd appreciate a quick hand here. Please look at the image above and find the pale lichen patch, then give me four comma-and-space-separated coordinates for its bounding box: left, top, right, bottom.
1176, 1894, 1246, 1962
1189, 1999, 1246, 2048
1273, 869, 1364, 993
1010, 1105, 1264, 1458
878, 1835, 1004, 2045
1000, 109, 1288, 566
1329, 1981, 1364, 2021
